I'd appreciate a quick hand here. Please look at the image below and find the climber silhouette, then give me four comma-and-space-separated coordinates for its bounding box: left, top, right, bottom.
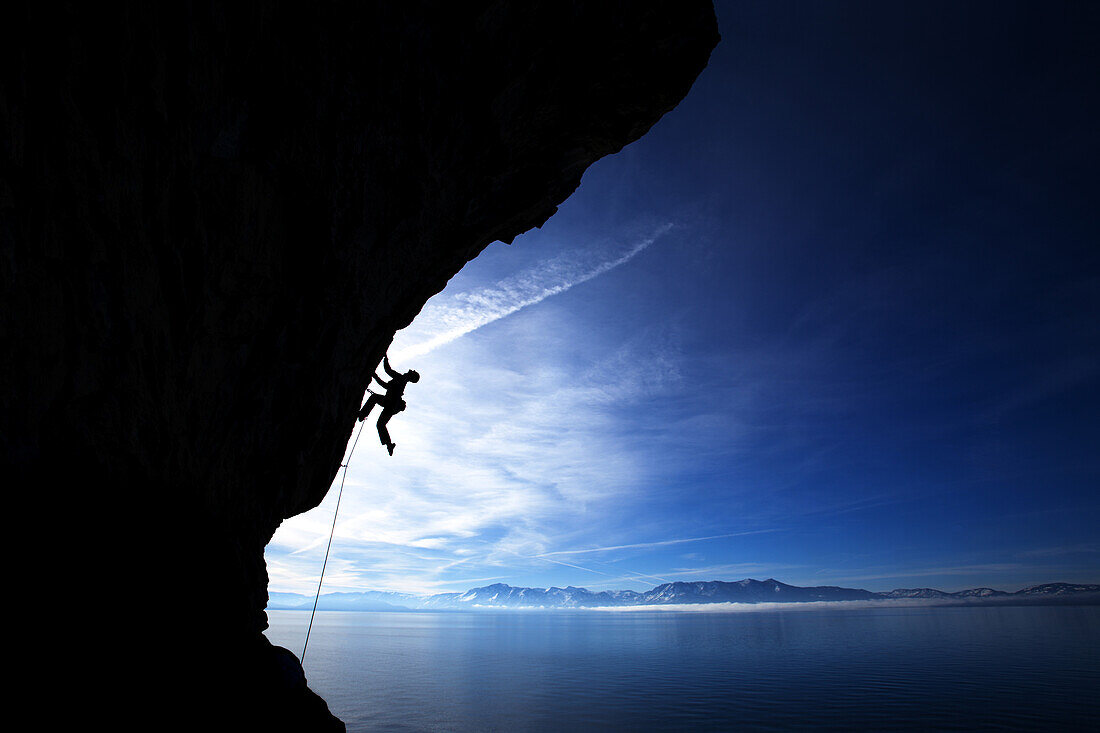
359, 355, 419, 455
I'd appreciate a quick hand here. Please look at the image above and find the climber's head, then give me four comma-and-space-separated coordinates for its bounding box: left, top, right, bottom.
407, 370, 420, 383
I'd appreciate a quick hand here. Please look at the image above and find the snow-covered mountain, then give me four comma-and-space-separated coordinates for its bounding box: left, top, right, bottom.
637, 579, 881, 604
1015, 582, 1100, 596
265, 579, 1100, 611
417, 583, 626, 608
952, 587, 1010, 598
880, 588, 956, 599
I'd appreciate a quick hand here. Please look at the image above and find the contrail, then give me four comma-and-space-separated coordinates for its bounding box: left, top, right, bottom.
391, 223, 673, 361
536, 555, 614, 576
537, 529, 782, 557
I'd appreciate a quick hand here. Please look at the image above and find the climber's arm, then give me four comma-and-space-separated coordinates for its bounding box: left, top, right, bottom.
383, 355, 402, 379
373, 371, 390, 388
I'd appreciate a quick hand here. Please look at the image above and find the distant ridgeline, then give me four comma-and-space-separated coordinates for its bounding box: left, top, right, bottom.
269, 579, 1100, 611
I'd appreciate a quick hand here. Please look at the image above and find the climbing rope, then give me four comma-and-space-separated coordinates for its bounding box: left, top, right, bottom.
301, 419, 367, 663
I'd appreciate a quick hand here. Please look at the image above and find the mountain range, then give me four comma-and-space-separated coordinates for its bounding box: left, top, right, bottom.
267, 579, 1100, 611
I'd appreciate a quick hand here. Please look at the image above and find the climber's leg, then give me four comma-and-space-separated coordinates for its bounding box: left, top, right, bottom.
376, 408, 395, 448
358, 393, 382, 422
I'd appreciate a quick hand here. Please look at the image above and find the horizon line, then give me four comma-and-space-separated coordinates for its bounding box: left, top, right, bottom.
268, 576, 1099, 599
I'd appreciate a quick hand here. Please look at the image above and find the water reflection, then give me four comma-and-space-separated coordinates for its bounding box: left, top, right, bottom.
266, 605, 1100, 731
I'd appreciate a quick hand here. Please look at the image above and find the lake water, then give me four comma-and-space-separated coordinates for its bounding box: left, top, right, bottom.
265, 604, 1100, 731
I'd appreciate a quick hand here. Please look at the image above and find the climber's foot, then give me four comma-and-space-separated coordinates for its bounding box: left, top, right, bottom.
387, 442, 396, 456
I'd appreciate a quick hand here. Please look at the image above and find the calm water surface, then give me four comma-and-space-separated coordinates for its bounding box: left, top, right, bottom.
265, 605, 1099, 731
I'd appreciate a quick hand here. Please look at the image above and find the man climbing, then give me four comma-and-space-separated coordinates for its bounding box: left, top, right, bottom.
358, 355, 419, 455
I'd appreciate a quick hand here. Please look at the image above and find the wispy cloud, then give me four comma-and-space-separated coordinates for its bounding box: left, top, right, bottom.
810, 563, 1030, 587
390, 223, 673, 361
533, 555, 614, 576
538, 530, 782, 557
668, 562, 802, 579
1017, 543, 1100, 559
266, 224, 691, 595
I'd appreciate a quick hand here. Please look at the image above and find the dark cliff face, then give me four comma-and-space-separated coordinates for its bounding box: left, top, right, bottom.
2, 1, 717, 727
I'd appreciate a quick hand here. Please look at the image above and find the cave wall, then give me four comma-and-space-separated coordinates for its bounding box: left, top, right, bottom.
1, 1, 717, 727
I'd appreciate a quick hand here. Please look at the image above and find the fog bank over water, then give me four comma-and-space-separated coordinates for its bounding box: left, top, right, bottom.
545, 597, 1100, 613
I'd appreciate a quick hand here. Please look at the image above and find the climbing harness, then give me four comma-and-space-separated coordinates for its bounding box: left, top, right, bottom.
301, 419, 367, 663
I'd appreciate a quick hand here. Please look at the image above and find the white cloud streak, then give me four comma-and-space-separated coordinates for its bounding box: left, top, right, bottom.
537, 529, 782, 557
390, 223, 673, 361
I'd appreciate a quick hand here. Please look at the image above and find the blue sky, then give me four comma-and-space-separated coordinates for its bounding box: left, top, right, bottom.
266, 2, 1100, 595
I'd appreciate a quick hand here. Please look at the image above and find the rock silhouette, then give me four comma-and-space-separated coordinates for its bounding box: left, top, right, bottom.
2, 1, 718, 728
